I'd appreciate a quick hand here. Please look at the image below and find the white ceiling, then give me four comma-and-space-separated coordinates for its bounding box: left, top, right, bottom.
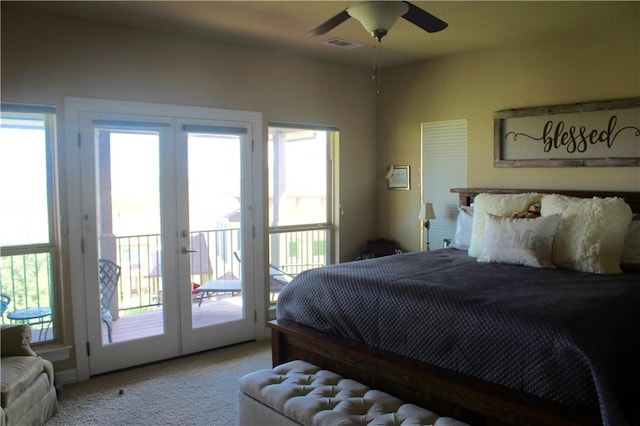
17, 1, 637, 68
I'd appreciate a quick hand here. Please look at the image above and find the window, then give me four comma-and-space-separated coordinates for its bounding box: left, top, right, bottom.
267, 123, 337, 289
0, 104, 59, 343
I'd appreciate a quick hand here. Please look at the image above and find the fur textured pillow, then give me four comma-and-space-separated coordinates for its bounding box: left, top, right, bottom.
468, 193, 543, 258
478, 213, 561, 268
541, 194, 633, 274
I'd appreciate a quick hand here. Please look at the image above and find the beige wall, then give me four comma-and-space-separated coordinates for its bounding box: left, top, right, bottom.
1, 5, 377, 372
1, 5, 377, 262
378, 10, 640, 252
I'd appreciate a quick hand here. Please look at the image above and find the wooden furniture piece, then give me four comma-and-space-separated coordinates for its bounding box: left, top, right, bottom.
268, 188, 640, 426
268, 319, 598, 426
450, 187, 640, 212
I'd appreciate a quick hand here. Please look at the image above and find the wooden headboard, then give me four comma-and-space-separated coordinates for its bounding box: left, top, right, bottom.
451, 188, 640, 214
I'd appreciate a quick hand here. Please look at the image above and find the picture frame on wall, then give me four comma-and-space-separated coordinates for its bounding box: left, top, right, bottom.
387, 165, 410, 190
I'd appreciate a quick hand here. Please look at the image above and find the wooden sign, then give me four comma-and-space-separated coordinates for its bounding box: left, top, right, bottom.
494, 98, 640, 167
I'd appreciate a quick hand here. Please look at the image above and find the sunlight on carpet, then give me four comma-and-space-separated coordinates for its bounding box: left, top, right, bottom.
46, 339, 271, 426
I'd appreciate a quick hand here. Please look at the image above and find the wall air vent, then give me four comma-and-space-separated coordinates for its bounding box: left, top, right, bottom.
323, 38, 362, 49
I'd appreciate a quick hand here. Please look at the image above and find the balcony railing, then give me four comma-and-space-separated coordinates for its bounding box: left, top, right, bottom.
0, 251, 54, 328
114, 226, 329, 312
112, 228, 243, 313
1, 226, 330, 332
269, 225, 330, 275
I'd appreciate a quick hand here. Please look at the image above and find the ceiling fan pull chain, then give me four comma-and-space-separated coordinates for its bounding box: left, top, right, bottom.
371, 39, 378, 80
372, 39, 382, 94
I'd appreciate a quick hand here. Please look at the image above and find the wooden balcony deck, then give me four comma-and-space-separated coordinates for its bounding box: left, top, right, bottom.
24, 293, 266, 344
100, 294, 244, 344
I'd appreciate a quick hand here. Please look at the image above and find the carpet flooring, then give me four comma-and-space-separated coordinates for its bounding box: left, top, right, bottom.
46, 339, 271, 426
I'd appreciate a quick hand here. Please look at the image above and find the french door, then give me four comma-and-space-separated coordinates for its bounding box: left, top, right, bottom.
67, 99, 264, 376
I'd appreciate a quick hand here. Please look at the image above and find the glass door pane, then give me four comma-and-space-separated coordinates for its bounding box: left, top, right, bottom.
72, 100, 261, 376
95, 129, 164, 344
186, 132, 243, 329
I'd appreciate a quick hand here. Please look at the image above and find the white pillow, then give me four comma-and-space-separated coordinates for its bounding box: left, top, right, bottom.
451, 206, 473, 250
468, 193, 543, 258
621, 218, 640, 270
478, 213, 561, 268
541, 194, 633, 274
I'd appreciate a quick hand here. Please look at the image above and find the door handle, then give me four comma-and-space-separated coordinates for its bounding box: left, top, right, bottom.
181, 247, 197, 254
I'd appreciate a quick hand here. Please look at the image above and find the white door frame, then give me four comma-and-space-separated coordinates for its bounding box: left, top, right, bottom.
65, 97, 266, 380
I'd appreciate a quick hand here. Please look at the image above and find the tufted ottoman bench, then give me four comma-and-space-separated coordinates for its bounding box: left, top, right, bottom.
239, 360, 469, 426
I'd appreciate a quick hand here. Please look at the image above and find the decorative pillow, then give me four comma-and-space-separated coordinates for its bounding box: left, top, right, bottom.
451, 206, 473, 250
541, 194, 633, 274
0, 324, 37, 357
477, 213, 561, 268
468, 193, 543, 258
621, 217, 640, 270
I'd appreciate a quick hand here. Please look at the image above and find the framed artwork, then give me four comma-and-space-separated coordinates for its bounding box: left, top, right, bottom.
387, 165, 410, 190
494, 97, 640, 167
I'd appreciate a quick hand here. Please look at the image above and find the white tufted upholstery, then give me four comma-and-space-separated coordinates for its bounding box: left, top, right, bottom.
239, 360, 469, 426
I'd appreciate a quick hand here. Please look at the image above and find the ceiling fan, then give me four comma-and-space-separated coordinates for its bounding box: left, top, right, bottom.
308, 1, 448, 42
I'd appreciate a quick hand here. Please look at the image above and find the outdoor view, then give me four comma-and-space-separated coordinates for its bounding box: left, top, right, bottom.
95, 128, 246, 343
0, 112, 335, 345
97, 125, 331, 343
0, 111, 55, 342
95, 129, 165, 343
268, 126, 332, 275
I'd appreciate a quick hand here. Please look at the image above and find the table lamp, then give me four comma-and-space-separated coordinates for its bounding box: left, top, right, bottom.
418, 202, 436, 251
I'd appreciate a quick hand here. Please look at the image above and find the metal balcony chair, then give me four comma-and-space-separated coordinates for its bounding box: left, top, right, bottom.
268, 263, 294, 300
233, 252, 295, 301
1, 292, 11, 319
99, 259, 121, 343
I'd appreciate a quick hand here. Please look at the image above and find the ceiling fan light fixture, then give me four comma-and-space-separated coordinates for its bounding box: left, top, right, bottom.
347, 1, 409, 41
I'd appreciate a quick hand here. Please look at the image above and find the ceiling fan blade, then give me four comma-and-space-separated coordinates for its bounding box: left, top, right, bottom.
401, 1, 448, 33
308, 9, 351, 36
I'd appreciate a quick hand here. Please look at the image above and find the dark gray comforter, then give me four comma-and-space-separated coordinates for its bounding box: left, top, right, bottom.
276, 249, 640, 425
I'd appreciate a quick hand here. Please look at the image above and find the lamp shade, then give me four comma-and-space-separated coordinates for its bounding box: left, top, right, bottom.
418, 203, 436, 220
348, 1, 409, 39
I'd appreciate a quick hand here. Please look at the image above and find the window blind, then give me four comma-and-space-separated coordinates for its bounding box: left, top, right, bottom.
92, 119, 171, 130
421, 119, 468, 250
268, 121, 339, 132
182, 124, 247, 135
1, 103, 56, 114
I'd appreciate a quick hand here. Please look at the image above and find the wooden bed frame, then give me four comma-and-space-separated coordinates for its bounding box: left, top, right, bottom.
268, 188, 640, 426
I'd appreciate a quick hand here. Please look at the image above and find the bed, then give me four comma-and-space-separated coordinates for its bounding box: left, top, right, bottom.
268, 188, 640, 426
